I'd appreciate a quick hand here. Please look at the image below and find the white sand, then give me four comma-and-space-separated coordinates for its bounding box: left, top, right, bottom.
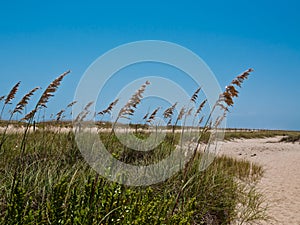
220, 137, 300, 224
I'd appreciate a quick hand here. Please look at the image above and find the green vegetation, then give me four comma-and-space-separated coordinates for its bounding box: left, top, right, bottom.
0, 69, 269, 224
280, 134, 300, 143
224, 130, 300, 141
0, 131, 267, 224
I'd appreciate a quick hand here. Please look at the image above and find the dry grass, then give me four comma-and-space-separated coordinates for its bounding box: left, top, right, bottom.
22, 70, 70, 121
0, 81, 21, 120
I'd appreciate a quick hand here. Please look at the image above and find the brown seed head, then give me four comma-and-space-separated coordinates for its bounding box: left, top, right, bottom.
195, 99, 207, 115
118, 81, 150, 119
163, 102, 177, 118
146, 107, 160, 123
177, 107, 185, 121
21, 109, 37, 121
66, 101, 77, 109
191, 87, 201, 103
5, 81, 21, 104
98, 99, 119, 115
37, 70, 70, 108
56, 109, 65, 121
13, 87, 40, 114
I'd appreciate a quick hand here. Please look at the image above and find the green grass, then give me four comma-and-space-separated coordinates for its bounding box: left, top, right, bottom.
279, 134, 300, 143
0, 130, 268, 224
224, 130, 300, 140
0, 69, 271, 224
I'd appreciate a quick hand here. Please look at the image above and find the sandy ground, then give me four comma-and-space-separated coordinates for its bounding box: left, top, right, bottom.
220, 137, 300, 224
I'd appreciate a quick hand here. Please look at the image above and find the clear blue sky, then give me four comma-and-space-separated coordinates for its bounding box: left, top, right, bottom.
0, 0, 299, 130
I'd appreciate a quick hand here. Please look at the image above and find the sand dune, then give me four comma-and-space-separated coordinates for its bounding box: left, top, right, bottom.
220, 137, 300, 224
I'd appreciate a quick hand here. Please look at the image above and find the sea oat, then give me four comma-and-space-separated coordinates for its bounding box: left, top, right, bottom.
12, 87, 40, 115
22, 70, 70, 121
75, 101, 94, 122
186, 107, 194, 117
219, 68, 253, 107
146, 107, 160, 124
83, 101, 94, 111
213, 114, 226, 128
163, 102, 177, 126
56, 109, 65, 121
0, 82, 21, 119
195, 99, 207, 115
198, 116, 204, 126
4, 81, 21, 105
190, 87, 201, 103
118, 81, 150, 119
98, 99, 119, 116
22, 109, 37, 121
37, 70, 70, 108
163, 102, 177, 119
177, 107, 185, 121
66, 101, 77, 109
167, 118, 172, 126
172, 107, 186, 129
142, 112, 149, 120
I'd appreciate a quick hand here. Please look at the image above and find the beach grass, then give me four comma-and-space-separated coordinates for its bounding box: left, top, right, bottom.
0, 69, 269, 224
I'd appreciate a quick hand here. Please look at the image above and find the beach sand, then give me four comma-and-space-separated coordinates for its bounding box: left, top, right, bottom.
220, 137, 300, 224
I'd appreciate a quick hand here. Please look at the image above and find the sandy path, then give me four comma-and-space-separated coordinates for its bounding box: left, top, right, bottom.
220, 137, 300, 224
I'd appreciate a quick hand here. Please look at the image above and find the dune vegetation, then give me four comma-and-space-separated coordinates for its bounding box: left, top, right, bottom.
0, 69, 269, 224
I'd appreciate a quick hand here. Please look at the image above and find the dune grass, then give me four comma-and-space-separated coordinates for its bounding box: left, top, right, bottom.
224, 130, 300, 141
279, 134, 300, 143
0, 69, 269, 224
0, 131, 267, 224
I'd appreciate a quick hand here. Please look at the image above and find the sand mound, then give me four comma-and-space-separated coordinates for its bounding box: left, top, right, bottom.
220, 137, 300, 224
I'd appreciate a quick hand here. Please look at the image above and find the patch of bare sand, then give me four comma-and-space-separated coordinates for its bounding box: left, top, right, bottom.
220, 137, 300, 224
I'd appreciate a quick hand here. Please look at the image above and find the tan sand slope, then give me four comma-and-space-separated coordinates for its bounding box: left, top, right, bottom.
220, 137, 300, 224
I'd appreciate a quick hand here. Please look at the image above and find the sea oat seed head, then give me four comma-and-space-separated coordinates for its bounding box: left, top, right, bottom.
5, 81, 21, 105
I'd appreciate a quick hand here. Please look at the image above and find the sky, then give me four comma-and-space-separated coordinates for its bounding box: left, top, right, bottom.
0, 0, 299, 130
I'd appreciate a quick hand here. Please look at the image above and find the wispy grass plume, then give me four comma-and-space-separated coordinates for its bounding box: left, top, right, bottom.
0, 81, 21, 119
112, 81, 150, 132
98, 99, 119, 116
22, 70, 70, 121
12, 87, 40, 115
146, 107, 160, 124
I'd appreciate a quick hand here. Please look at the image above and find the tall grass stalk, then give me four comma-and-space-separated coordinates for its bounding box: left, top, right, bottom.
0, 68, 270, 224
